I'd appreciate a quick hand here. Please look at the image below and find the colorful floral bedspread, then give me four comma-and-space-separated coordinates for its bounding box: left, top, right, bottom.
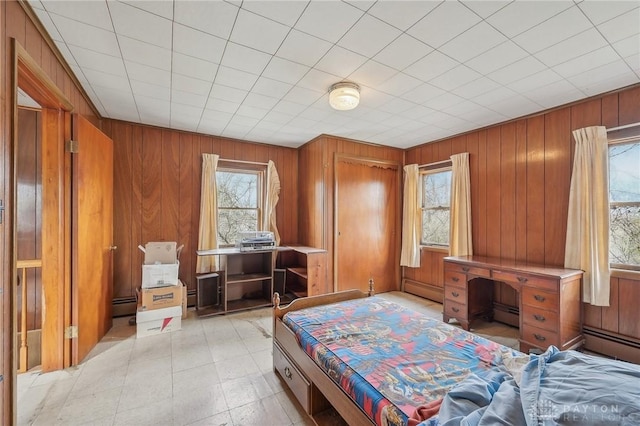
283, 296, 519, 426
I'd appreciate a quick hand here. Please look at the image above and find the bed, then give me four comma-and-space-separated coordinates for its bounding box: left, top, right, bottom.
272, 287, 522, 425
272, 288, 640, 426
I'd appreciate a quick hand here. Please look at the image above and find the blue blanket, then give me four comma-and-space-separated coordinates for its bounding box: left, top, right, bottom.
423, 346, 640, 425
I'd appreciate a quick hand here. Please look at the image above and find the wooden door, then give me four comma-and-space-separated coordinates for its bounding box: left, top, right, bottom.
71, 114, 114, 364
335, 157, 400, 293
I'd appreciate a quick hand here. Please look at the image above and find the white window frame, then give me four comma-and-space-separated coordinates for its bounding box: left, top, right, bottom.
216, 162, 265, 247
420, 162, 452, 248
608, 138, 640, 272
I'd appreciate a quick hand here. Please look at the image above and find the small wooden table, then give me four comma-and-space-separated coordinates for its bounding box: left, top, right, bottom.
443, 255, 584, 352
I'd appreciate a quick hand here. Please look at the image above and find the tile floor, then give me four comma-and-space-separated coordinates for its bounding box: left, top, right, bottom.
17, 292, 519, 426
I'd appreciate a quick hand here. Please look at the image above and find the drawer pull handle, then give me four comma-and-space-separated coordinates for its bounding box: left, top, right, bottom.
451, 291, 460, 297
452, 307, 460, 313
452, 277, 459, 282
517, 276, 528, 283
462, 267, 469, 272
534, 295, 546, 302
284, 366, 292, 380
533, 314, 546, 322
534, 334, 546, 342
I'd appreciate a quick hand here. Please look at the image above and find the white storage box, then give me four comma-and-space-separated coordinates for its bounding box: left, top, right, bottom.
136, 305, 182, 338
139, 242, 182, 288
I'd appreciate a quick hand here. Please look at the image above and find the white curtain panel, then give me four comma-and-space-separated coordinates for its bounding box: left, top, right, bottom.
263, 160, 281, 245
449, 153, 473, 256
400, 164, 421, 267
565, 126, 610, 306
196, 153, 220, 273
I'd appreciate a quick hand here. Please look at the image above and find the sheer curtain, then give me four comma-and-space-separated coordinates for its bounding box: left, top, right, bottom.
400, 164, 421, 267
450, 153, 473, 256
565, 126, 610, 306
196, 153, 219, 273
262, 160, 281, 245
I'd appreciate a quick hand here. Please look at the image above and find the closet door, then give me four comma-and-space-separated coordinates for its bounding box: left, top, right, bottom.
335, 156, 400, 293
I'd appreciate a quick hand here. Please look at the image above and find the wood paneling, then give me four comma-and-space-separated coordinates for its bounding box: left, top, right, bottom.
17, 109, 42, 331
402, 86, 640, 355
297, 136, 403, 292
104, 120, 299, 300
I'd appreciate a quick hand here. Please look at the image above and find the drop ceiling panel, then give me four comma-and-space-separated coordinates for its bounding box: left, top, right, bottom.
28, 0, 640, 149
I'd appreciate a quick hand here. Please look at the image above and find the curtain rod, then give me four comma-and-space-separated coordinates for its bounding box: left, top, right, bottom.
219, 158, 268, 166
418, 158, 452, 169
607, 122, 640, 132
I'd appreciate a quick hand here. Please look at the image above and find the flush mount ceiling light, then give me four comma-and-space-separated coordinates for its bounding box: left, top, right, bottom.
329, 82, 360, 111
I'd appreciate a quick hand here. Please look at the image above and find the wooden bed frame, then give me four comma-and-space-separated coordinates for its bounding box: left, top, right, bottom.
272, 283, 376, 425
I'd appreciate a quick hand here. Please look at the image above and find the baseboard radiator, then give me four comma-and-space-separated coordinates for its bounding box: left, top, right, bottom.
112, 291, 196, 317
583, 326, 640, 364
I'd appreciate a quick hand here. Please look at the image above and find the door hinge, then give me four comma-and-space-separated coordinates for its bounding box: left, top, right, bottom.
65, 325, 78, 339
0, 199, 4, 224
66, 139, 79, 153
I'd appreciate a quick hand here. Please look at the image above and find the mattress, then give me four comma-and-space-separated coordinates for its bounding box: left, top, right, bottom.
282, 296, 520, 426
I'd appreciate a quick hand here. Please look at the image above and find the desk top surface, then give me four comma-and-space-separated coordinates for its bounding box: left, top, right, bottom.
444, 255, 583, 279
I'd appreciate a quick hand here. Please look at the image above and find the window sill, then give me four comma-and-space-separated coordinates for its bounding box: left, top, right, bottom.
420, 245, 449, 254
611, 268, 640, 281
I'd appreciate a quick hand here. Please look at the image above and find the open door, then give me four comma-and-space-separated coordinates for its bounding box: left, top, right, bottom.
71, 114, 114, 364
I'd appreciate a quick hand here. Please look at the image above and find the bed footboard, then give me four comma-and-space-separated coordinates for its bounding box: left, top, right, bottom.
272, 285, 375, 424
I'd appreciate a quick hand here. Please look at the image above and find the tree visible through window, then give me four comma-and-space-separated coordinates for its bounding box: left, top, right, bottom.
216, 169, 260, 246
609, 141, 640, 270
421, 168, 452, 246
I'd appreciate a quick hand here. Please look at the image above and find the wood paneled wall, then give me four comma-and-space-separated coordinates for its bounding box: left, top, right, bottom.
404, 85, 640, 347
101, 119, 298, 300
17, 108, 42, 331
298, 135, 404, 291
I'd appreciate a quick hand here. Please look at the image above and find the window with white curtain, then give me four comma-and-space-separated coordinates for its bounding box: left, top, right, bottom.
609, 140, 640, 270
420, 164, 452, 247
216, 167, 264, 246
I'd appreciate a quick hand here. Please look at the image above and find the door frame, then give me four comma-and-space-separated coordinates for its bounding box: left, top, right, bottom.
333, 154, 402, 292
6, 38, 73, 423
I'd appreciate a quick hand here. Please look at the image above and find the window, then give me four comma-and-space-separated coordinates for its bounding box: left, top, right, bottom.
421, 166, 452, 246
609, 141, 640, 270
216, 167, 263, 246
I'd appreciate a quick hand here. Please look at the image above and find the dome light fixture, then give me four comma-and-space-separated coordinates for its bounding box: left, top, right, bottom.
329, 82, 360, 111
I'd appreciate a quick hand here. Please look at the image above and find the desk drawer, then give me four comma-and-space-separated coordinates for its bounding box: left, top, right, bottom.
522, 308, 558, 332
444, 300, 467, 320
522, 287, 558, 310
492, 270, 557, 292
273, 343, 310, 412
444, 271, 466, 288
445, 263, 491, 278
522, 324, 558, 348
444, 285, 467, 303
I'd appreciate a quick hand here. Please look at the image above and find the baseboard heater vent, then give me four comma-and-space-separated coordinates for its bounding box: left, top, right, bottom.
583, 327, 640, 349
583, 326, 640, 364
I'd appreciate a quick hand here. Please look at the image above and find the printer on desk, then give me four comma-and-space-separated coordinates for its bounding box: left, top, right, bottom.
237, 231, 276, 252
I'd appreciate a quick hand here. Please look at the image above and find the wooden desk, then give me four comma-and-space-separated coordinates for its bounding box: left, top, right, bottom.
443, 255, 584, 352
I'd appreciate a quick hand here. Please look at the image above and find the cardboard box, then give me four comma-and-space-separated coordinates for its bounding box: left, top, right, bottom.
136, 305, 182, 338
137, 284, 182, 311
139, 242, 182, 288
